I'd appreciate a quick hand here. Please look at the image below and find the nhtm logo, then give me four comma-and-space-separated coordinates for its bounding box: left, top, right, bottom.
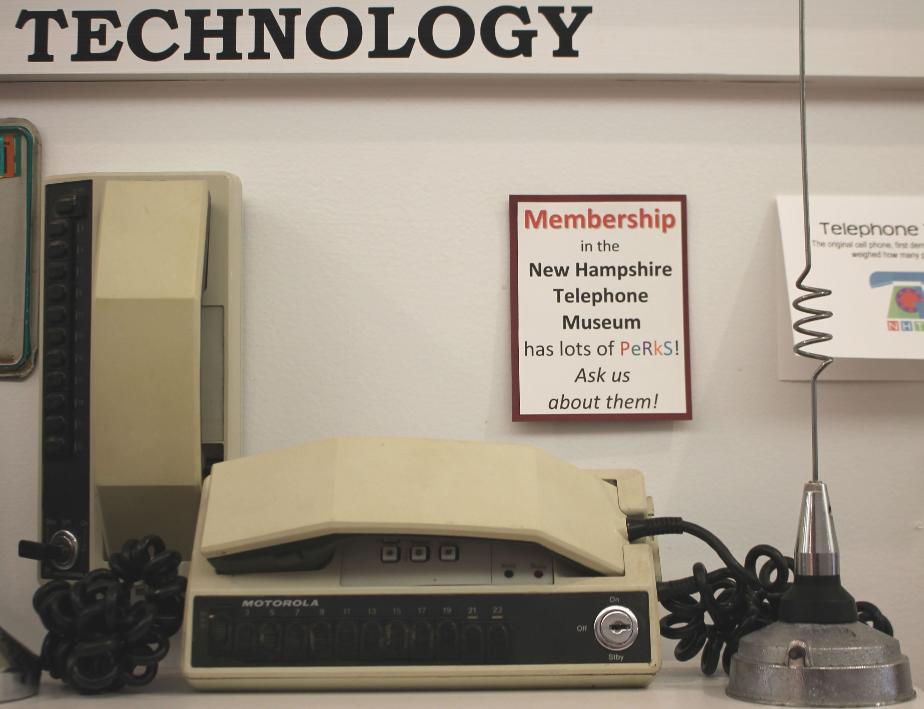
241, 598, 319, 609
870, 272, 924, 333
887, 320, 924, 332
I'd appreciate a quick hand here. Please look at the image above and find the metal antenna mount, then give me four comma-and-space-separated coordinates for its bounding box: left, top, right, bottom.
726, 3, 915, 705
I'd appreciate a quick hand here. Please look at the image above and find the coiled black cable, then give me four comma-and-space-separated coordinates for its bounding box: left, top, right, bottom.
31, 536, 186, 694
627, 517, 893, 676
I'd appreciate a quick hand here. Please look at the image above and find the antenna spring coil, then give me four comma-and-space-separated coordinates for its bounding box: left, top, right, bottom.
792, 277, 833, 373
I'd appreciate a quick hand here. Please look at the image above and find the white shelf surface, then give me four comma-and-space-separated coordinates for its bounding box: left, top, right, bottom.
15, 666, 921, 708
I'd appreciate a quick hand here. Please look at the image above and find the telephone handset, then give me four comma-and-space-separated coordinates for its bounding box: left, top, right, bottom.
183, 437, 662, 690
198, 436, 650, 575
35, 173, 242, 578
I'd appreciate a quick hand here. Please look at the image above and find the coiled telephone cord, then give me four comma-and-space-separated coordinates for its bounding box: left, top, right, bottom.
627, 517, 893, 676
31, 535, 186, 694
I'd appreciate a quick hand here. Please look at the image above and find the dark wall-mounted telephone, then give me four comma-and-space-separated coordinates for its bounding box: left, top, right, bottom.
27, 173, 242, 579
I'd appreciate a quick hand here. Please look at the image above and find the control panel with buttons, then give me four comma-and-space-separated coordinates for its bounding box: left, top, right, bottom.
341, 537, 556, 587
39, 180, 93, 578
190, 592, 651, 668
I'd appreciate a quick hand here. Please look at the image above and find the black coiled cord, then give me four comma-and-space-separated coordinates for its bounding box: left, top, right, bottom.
627, 517, 894, 676
32, 536, 186, 694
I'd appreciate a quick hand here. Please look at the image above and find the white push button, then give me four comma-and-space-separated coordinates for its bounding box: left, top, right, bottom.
439, 544, 459, 562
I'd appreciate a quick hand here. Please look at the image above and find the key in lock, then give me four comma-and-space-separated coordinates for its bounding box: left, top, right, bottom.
593, 605, 639, 651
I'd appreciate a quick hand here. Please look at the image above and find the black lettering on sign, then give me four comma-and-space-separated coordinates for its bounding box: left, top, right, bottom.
12, 5, 596, 63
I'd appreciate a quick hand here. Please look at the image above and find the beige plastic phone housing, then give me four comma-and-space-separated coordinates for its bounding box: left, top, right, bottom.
201, 437, 649, 575
41, 172, 242, 569
183, 437, 661, 690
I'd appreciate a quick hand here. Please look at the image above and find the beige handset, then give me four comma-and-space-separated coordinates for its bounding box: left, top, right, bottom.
92, 180, 210, 558
37, 173, 242, 578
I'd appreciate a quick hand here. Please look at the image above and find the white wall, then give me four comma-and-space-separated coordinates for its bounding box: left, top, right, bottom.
0, 77, 922, 684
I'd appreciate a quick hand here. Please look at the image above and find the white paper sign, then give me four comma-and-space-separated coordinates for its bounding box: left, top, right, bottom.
510, 195, 690, 421
778, 195, 924, 360
3, 2, 924, 81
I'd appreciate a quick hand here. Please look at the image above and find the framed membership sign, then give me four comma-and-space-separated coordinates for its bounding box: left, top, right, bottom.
510, 195, 691, 421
